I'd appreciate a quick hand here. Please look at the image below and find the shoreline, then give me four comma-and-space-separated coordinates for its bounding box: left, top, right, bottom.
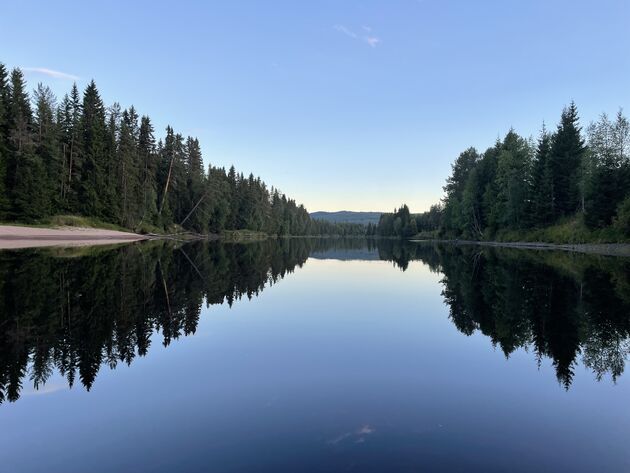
2, 224, 629, 256
412, 238, 630, 257
0, 225, 149, 249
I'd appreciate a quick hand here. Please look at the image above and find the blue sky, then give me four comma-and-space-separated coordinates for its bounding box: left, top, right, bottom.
2, 0, 629, 212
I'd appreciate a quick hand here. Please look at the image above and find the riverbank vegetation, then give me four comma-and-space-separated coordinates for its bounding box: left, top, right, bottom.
375, 103, 630, 243
0, 63, 364, 237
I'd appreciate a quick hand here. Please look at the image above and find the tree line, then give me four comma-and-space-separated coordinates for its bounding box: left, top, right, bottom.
367, 204, 443, 238
375, 103, 630, 241
0, 63, 362, 236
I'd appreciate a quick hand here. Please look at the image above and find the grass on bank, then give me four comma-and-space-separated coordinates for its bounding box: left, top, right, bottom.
0, 215, 129, 232
0, 215, 186, 235
411, 215, 630, 245
493, 216, 630, 244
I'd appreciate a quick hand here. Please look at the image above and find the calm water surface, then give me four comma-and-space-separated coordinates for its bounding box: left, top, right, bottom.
1, 239, 630, 472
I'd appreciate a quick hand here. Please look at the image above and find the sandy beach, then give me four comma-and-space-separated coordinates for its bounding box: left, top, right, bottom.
0, 225, 149, 249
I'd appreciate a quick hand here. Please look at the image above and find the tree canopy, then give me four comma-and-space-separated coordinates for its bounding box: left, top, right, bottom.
380, 103, 630, 241
0, 62, 362, 237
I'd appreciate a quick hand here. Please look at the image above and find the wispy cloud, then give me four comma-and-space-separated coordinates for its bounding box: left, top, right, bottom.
334, 24, 381, 48
334, 24, 358, 40
22, 67, 80, 81
364, 37, 381, 48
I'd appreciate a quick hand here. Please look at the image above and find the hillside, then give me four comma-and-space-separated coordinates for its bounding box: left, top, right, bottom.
310, 211, 381, 226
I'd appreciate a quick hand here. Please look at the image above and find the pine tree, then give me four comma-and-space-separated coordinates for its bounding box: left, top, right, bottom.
117, 107, 142, 226
157, 127, 175, 224
103, 102, 121, 221
529, 124, 554, 226
206, 165, 230, 233
33, 83, 61, 213
226, 165, 238, 229
549, 102, 586, 219
183, 136, 207, 232
0, 63, 10, 217
79, 80, 107, 217
170, 132, 186, 223
7, 68, 47, 220
138, 116, 158, 227
58, 83, 83, 212
0, 60, 377, 235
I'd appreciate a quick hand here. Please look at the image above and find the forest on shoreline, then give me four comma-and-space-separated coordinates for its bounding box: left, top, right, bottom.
0, 63, 364, 237
2, 60, 629, 244
372, 103, 630, 243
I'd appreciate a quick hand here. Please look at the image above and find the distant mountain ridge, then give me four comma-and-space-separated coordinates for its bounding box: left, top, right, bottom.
309, 211, 381, 226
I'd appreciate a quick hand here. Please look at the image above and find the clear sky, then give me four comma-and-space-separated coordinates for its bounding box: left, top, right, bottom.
2, 0, 629, 212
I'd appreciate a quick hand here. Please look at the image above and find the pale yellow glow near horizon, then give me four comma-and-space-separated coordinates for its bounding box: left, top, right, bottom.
300, 192, 442, 214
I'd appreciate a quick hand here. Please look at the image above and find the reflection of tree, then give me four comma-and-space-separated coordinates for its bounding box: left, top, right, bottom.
2, 238, 630, 401
0, 239, 314, 403
378, 242, 630, 389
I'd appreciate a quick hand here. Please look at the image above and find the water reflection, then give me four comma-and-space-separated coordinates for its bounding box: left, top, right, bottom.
1, 238, 630, 403
0, 239, 312, 403
379, 240, 630, 388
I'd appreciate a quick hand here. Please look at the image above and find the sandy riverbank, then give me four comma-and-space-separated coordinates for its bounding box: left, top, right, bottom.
0, 225, 149, 249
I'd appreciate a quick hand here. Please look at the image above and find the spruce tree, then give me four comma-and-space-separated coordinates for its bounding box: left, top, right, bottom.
7, 68, 46, 220
183, 136, 206, 232
157, 126, 176, 225
103, 102, 121, 222
58, 83, 83, 212
226, 165, 238, 229
549, 102, 586, 219
117, 107, 142, 227
529, 124, 554, 226
138, 116, 158, 226
0, 64, 10, 217
33, 83, 61, 214
79, 80, 107, 217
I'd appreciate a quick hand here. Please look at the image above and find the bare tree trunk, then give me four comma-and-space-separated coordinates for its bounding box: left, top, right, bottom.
122, 161, 127, 225
68, 136, 74, 186
157, 260, 172, 317
61, 143, 67, 199
158, 155, 175, 216
180, 191, 207, 227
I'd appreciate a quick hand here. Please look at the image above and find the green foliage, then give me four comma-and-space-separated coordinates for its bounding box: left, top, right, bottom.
529, 125, 554, 226
419, 102, 630, 244
614, 197, 630, 237
0, 62, 352, 237
375, 204, 434, 238
584, 111, 630, 228
46, 214, 128, 231
549, 102, 587, 217
0, 64, 10, 218
492, 130, 532, 229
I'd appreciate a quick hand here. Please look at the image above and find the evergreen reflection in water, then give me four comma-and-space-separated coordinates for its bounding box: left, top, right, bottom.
0, 238, 629, 403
